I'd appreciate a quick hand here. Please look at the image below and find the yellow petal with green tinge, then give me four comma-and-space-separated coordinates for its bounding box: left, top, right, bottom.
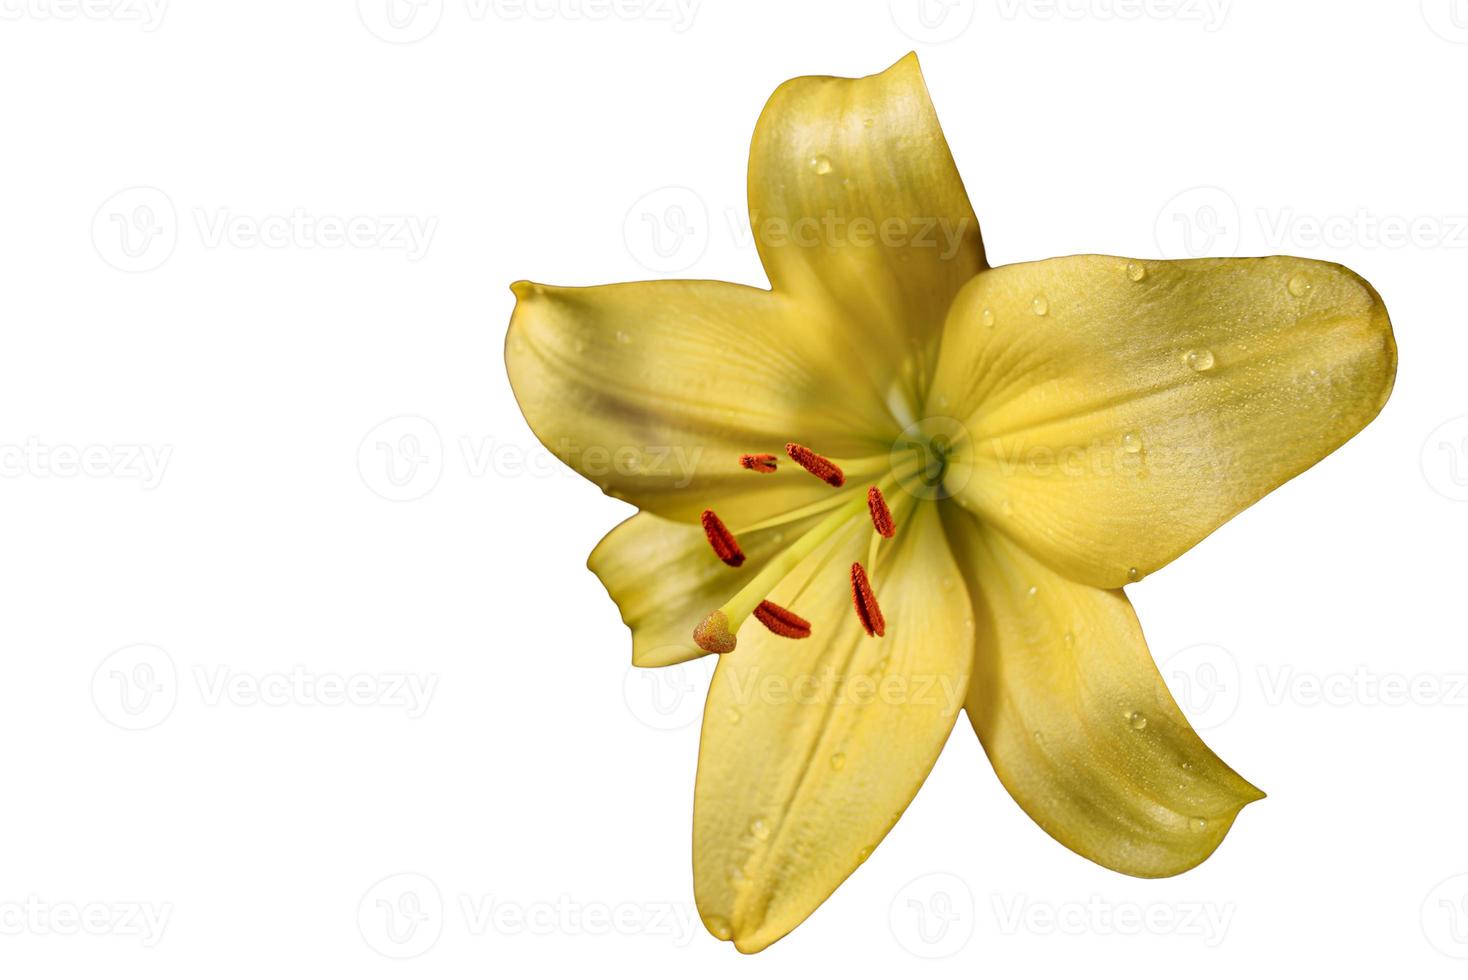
505, 280, 895, 527
588, 509, 826, 668
927, 255, 1395, 588
749, 52, 986, 414
694, 502, 971, 952
944, 504, 1264, 877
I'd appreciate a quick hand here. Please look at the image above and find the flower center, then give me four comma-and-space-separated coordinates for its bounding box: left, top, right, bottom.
692, 441, 922, 654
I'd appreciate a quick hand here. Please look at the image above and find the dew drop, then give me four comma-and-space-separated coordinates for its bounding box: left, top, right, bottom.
1127, 566, 1141, 582
704, 915, 733, 940
1031, 295, 1049, 316
857, 846, 873, 862
830, 752, 847, 771
810, 154, 833, 175
1287, 274, 1311, 297
1189, 816, 1209, 832
1121, 432, 1142, 454
614, 330, 632, 344
1126, 261, 1147, 282
750, 818, 770, 841
981, 307, 996, 328
726, 865, 746, 884
1181, 761, 1194, 771
862, 117, 874, 129
726, 708, 741, 725
1063, 631, 1075, 648
1001, 498, 1014, 517
1127, 710, 1148, 731
1032, 730, 1046, 744
1025, 585, 1038, 599
1184, 349, 1215, 372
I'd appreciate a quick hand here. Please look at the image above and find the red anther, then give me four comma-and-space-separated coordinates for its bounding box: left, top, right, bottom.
740, 453, 778, 474
700, 509, 745, 567
753, 600, 812, 639
785, 443, 844, 487
867, 486, 895, 538
850, 562, 885, 638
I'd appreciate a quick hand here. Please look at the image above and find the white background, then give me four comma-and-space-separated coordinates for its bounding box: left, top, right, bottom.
1, 0, 1465, 974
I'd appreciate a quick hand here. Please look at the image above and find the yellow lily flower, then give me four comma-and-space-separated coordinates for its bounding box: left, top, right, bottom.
504, 54, 1397, 952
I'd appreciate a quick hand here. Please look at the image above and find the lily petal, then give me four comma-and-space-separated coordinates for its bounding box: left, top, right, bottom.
926, 255, 1396, 588
749, 53, 986, 414
693, 503, 972, 952
944, 505, 1264, 877
588, 510, 825, 667
506, 280, 896, 526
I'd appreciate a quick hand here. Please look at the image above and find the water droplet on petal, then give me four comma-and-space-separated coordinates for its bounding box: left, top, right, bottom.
810, 154, 832, 175
1127, 710, 1148, 731
1127, 566, 1141, 582
726, 708, 741, 725
1126, 261, 1147, 282
1001, 498, 1014, 517
1032, 730, 1046, 744
981, 307, 996, 328
750, 818, 770, 841
1121, 432, 1142, 454
1025, 585, 1038, 599
704, 915, 733, 940
830, 752, 847, 771
1190, 816, 1209, 832
1063, 631, 1075, 648
1287, 274, 1311, 297
615, 330, 632, 344
862, 118, 874, 129
1184, 349, 1215, 372
1031, 295, 1049, 316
